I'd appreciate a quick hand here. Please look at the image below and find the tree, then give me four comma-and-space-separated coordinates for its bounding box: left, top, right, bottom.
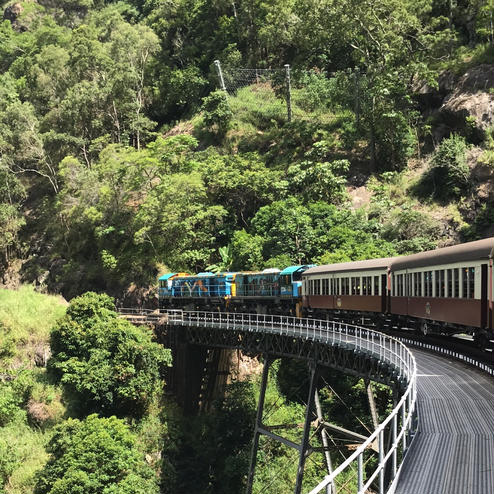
34, 414, 158, 494
49, 292, 171, 417
201, 90, 233, 138
201, 152, 285, 227
251, 198, 315, 264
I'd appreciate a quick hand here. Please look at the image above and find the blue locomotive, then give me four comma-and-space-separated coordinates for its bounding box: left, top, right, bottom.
159, 265, 314, 316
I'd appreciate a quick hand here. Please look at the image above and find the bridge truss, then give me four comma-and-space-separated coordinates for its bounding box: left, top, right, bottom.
120, 309, 418, 494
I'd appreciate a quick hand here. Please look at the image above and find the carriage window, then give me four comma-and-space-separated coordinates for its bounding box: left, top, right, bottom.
309, 279, 313, 295
330, 279, 334, 295
362, 276, 370, 295
424, 271, 433, 297
413, 272, 422, 297
374, 276, 380, 296
351, 277, 358, 295
315, 279, 321, 295
453, 268, 459, 297
396, 274, 403, 296
435, 270, 445, 297
342, 278, 350, 295
462, 267, 475, 298
446, 269, 452, 297
322, 278, 329, 295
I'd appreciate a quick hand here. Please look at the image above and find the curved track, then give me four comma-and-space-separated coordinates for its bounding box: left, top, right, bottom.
394, 349, 494, 494
120, 309, 494, 493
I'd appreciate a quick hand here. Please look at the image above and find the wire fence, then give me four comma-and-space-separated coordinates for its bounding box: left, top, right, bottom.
213, 60, 494, 131
213, 61, 360, 125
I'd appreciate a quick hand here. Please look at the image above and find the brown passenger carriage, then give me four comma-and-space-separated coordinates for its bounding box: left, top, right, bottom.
302, 238, 494, 342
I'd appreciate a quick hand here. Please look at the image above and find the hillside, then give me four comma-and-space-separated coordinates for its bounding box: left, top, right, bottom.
0, 286, 66, 494
0, 0, 492, 305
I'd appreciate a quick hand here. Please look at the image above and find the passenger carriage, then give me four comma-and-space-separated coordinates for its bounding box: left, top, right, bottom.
389, 237, 493, 340
301, 258, 393, 323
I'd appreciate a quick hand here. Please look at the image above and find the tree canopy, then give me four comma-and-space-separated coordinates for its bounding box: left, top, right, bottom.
49, 292, 171, 417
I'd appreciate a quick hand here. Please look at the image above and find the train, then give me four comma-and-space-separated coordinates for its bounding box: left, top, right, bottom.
159, 237, 494, 346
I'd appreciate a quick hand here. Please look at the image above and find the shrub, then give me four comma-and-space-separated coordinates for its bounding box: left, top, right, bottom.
201, 90, 233, 137
49, 293, 171, 417
416, 134, 470, 202
34, 415, 158, 494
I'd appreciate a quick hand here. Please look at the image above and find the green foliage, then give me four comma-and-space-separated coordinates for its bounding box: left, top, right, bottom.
206, 245, 233, 273
287, 159, 349, 203
163, 381, 256, 494
415, 134, 470, 202
230, 230, 264, 271
381, 207, 440, 253
34, 414, 157, 494
0, 420, 50, 494
49, 292, 171, 417
0, 286, 66, 364
201, 90, 233, 137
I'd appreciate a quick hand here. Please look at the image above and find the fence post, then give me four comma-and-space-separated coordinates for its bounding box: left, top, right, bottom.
214, 59, 227, 93
354, 68, 360, 128
284, 64, 292, 122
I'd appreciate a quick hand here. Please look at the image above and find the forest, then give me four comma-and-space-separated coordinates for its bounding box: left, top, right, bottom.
0, 0, 492, 492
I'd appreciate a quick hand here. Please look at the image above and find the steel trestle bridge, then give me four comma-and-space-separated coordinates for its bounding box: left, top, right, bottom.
120, 309, 418, 494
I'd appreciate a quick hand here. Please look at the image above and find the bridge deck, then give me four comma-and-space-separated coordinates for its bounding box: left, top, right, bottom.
394, 349, 494, 494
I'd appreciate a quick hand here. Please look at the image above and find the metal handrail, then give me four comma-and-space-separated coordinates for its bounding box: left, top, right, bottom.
118, 308, 417, 494
166, 310, 417, 494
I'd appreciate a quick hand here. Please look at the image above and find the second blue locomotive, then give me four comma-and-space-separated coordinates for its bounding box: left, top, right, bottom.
159, 265, 314, 316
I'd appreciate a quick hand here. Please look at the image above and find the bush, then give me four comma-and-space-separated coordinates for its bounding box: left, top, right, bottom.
415, 134, 470, 202
34, 415, 157, 494
201, 90, 233, 137
49, 292, 171, 417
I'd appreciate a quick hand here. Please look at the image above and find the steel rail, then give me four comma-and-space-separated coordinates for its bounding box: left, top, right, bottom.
119, 308, 417, 493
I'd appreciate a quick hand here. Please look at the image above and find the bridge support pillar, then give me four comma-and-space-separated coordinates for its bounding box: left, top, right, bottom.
294, 363, 318, 494
246, 358, 321, 494
246, 355, 273, 494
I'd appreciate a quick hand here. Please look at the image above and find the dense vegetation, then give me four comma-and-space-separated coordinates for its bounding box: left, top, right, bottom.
0, 0, 492, 300
49, 292, 171, 417
0, 0, 492, 492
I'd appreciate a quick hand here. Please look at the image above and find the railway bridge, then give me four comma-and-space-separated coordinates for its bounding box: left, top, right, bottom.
119, 309, 494, 494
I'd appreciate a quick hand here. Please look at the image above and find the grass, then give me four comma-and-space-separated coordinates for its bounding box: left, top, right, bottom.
0, 286, 67, 493
0, 286, 66, 366
2, 421, 50, 494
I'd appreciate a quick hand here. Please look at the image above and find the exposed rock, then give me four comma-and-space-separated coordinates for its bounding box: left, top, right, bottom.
420, 65, 494, 144
440, 65, 494, 142
3, 2, 29, 32
34, 343, 51, 367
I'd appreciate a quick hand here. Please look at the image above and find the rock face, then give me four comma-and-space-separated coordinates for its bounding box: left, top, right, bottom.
440, 65, 494, 142
3, 3, 26, 31
416, 64, 494, 144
